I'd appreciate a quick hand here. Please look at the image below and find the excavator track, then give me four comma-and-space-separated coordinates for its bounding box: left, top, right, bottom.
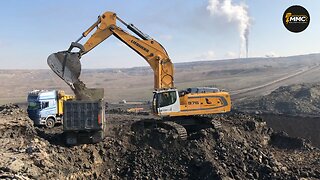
131, 119, 188, 140
131, 116, 224, 141
163, 115, 223, 133
159, 121, 188, 140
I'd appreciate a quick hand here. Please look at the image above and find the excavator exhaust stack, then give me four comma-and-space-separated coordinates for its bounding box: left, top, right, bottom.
47, 52, 81, 85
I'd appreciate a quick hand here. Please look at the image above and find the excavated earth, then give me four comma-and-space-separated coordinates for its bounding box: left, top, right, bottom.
237, 83, 320, 149
238, 83, 320, 116
0, 104, 319, 179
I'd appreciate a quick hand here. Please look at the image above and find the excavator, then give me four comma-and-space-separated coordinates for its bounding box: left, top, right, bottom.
48, 11, 231, 139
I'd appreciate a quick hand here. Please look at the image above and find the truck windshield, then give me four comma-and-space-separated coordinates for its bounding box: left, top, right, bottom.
28, 101, 40, 110
157, 91, 177, 108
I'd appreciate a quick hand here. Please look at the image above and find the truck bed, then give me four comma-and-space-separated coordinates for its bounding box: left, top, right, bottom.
63, 100, 105, 131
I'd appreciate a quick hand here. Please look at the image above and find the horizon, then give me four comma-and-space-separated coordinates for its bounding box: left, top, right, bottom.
1, 52, 319, 70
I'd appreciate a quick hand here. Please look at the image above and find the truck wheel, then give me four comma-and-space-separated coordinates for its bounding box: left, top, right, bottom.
65, 132, 77, 145
46, 118, 55, 128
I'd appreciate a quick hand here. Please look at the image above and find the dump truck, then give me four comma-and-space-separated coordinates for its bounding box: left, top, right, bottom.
63, 88, 106, 145
27, 90, 74, 128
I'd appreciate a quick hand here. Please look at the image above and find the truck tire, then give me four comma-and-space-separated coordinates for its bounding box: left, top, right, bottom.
65, 132, 77, 145
46, 118, 55, 128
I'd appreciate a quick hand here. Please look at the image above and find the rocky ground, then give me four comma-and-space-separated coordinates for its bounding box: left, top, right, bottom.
235, 82, 320, 149
0, 104, 319, 179
238, 83, 320, 116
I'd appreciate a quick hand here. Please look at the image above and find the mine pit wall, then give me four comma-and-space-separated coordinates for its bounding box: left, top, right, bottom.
260, 114, 320, 148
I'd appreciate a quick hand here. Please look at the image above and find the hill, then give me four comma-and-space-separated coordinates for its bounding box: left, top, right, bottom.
1, 53, 320, 104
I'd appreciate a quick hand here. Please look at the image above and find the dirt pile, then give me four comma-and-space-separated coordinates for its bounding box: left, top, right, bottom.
238, 83, 320, 116
72, 80, 104, 101
0, 104, 37, 179
0, 104, 319, 179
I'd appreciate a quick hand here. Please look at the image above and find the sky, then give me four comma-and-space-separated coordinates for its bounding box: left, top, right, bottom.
0, 0, 319, 69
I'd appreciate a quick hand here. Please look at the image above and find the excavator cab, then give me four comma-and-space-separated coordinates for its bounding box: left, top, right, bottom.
152, 89, 180, 116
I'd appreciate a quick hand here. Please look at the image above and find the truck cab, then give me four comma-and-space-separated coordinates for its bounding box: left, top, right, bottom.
27, 90, 74, 128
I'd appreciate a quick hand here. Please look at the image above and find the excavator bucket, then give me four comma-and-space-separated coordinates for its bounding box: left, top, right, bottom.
47, 52, 81, 85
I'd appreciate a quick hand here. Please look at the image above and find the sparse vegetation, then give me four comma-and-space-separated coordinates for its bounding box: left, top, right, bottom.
1, 54, 320, 104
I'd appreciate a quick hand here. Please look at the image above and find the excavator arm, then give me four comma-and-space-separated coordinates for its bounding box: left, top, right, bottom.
48, 11, 174, 90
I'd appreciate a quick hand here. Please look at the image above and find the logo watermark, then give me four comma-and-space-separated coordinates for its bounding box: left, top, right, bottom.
283, 5, 310, 33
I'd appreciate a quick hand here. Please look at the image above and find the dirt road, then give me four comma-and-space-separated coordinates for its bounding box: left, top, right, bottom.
231, 64, 320, 100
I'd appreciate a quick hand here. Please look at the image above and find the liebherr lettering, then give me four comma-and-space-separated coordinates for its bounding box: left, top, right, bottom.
131, 40, 149, 53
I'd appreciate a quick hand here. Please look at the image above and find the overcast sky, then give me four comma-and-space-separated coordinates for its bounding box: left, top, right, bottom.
0, 0, 319, 69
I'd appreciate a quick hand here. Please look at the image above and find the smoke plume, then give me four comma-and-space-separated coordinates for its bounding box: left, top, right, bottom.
207, 0, 250, 58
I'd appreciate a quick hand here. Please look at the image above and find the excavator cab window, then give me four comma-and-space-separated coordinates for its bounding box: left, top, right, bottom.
157, 91, 177, 108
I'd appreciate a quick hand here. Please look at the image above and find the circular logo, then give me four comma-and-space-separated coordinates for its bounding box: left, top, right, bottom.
283, 5, 310, 33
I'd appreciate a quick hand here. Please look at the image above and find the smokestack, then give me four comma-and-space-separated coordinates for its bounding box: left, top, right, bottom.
207, 0, 251, 58
245, 28, 249, 58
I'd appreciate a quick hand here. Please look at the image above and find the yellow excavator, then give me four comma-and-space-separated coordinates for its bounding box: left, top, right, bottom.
48, 11, 231, 138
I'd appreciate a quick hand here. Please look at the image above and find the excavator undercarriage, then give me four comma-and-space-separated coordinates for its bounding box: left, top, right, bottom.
131, 119, 188, 140
130, 115, 223, 140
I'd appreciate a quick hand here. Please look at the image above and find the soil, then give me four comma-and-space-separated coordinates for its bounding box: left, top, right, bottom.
238, 83, 320, 116
235, 83, 320, 149
0, 104, 319, 179
258, 113, 320, 149
71, 80, 104, 101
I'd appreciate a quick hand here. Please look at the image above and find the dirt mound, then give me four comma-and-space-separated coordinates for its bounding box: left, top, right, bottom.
270, 131, 311, 150
259, 114, 320, 149
0, 104, 319, 179
0, 104, 35, 143
238, 83, 320, 116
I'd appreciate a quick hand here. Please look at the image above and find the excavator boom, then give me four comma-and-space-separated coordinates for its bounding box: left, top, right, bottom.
47, 12, 174, 90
